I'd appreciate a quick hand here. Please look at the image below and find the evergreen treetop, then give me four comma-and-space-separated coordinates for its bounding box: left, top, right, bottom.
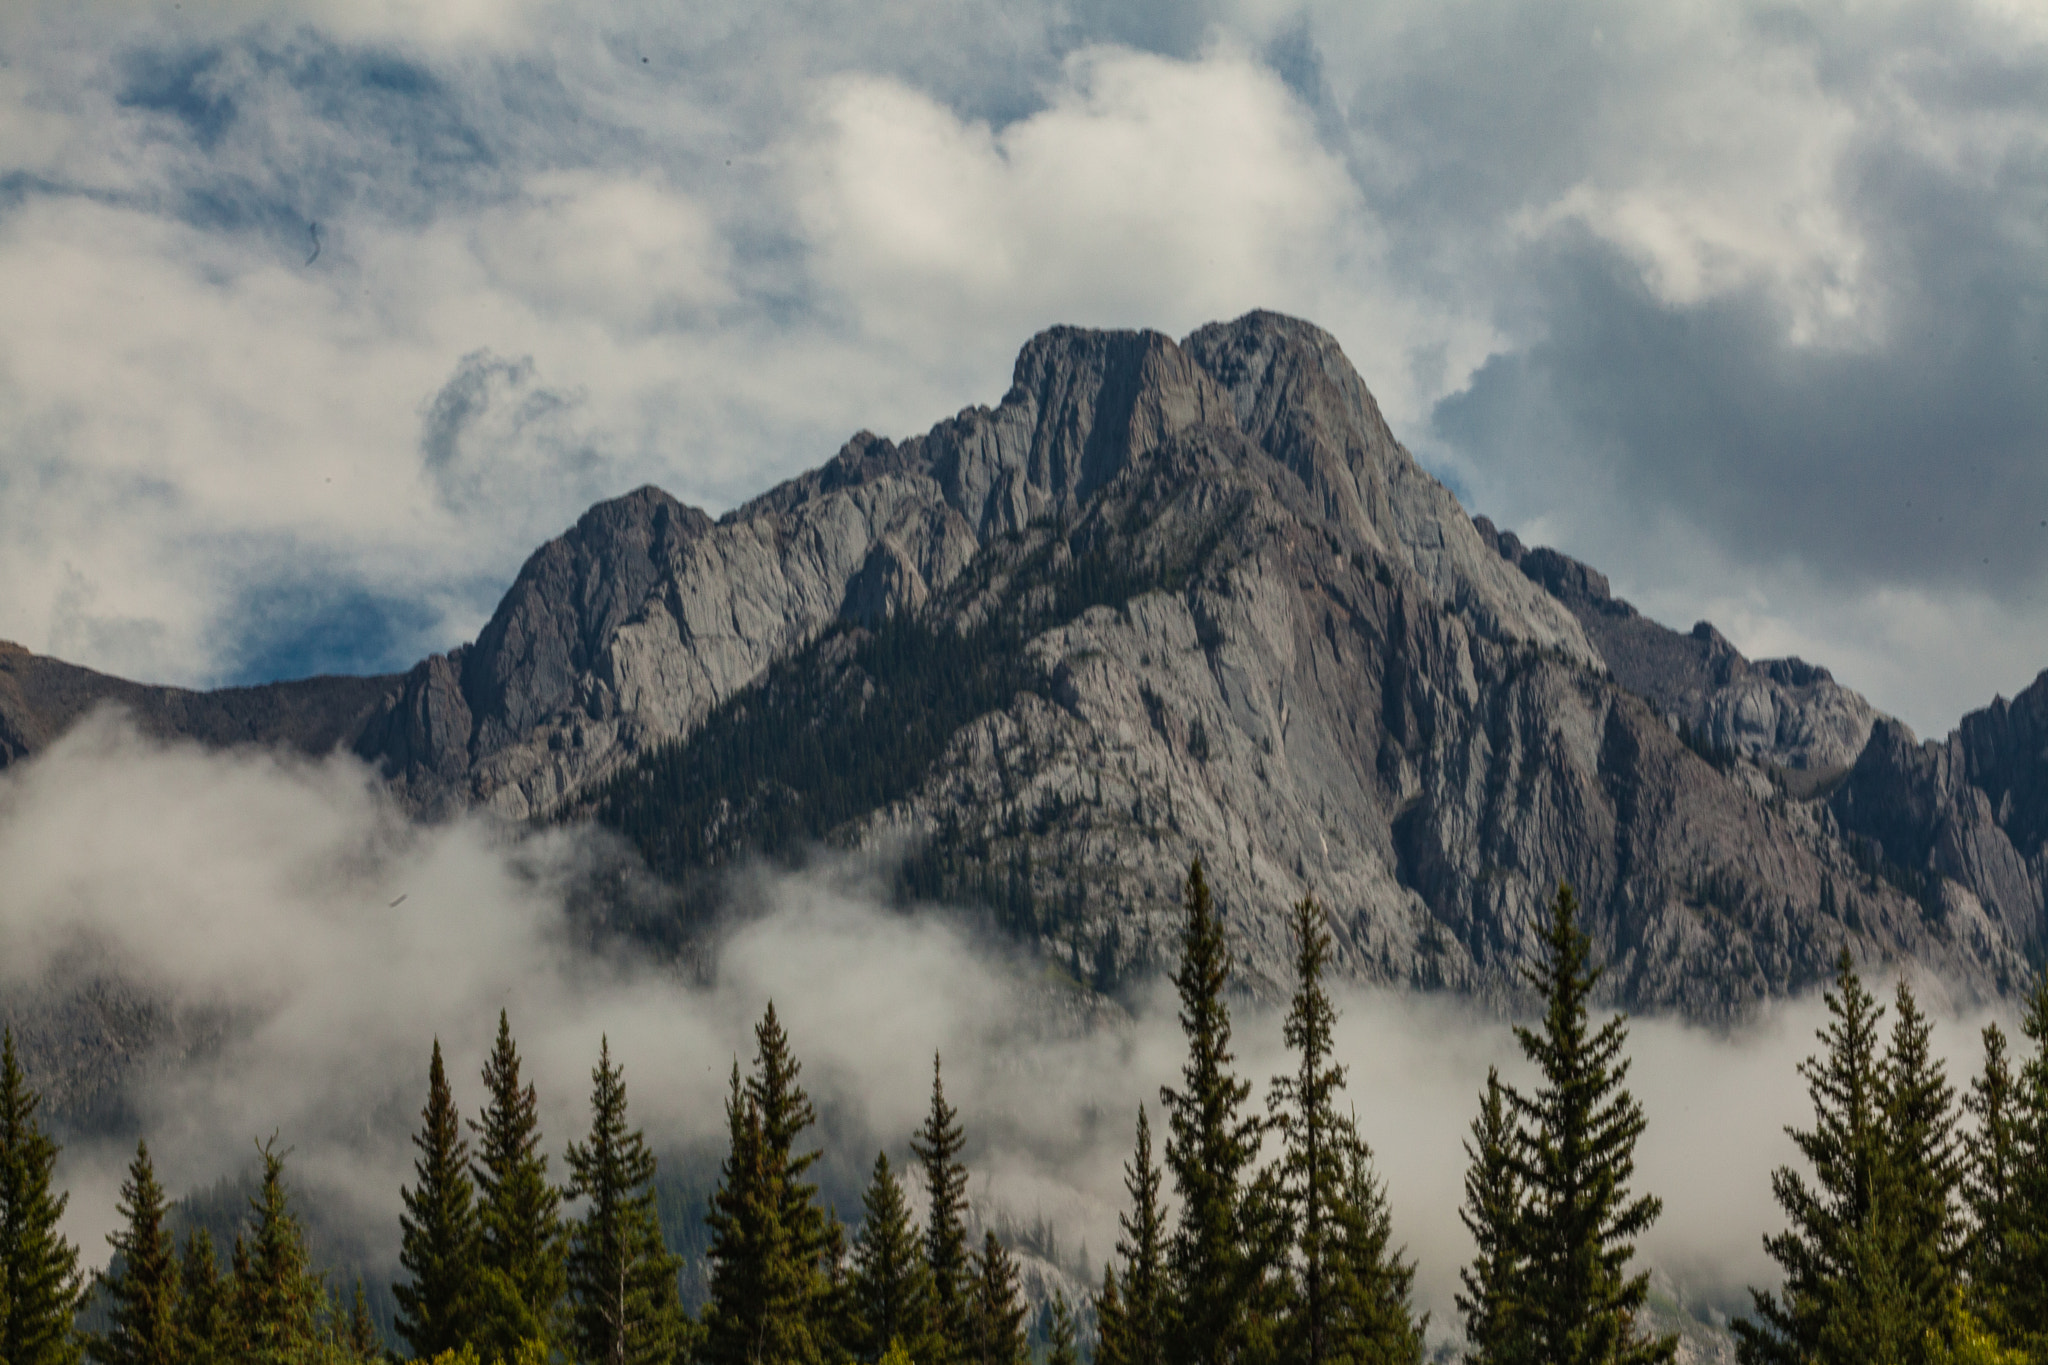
913, 1051, 972, 1365
395, 1038, 483, 1359
176, 1228, 227, 1365
563, 1037, 689, 1365
1107, 1105, 1167, 1365
471, 1010, 566, 1362
229, 1138, 332, 1365
1160, 858, 1265, 1365
846, 1151, 936, 1365
1505, 884, 1673, 1365
0, 1026, 83, 1365
84, 1140, 182, 1365
1457, 1067, 1527, 1365
967, 1231, 1026, 1365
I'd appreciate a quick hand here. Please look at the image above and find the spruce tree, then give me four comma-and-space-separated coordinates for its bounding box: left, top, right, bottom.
1268, 896, 1422, 1365
0, 1026, 83, 1365
1094, 1265, 1128, 1365
1159, 858, 1264, 1365
229, 1138, 332, 1365
1506, 884, 1673, 1365
2004, 969, 2048, 1349
1327, 1134, 1424, 1365
966, 1231, 1026, 1365
395, 1039, 483, 1358
563, 1038, 689, 1365
1965, 1022, 2020, 1337
700, 1005, 834, 1365
1880, 981, 1964, 1353
1046, 1292, 1081, 1365
1105, 1106, 1167, 1365
1735, 950, 1891, 1365
912, 1052, 972, 1365
84, 1140, 181, 1365
343, 1280, 379, 1362
846, 1151, 935, 1364
1457, 1068, 1527, 1365
471, 1010, 566, 1361
177, 1229, 227, 1365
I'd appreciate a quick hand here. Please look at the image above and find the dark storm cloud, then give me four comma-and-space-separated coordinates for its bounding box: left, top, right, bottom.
1432, 83, 2048, 601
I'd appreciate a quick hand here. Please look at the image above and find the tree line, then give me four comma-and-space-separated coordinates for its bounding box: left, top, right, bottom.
5, 864, 2048, 1363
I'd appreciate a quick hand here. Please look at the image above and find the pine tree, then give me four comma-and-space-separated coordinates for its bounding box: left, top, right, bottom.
1159, 858, 1264, 1365
563, 1038, 689, 1365
1880, 981, 1964, 1354
471, 1010, 567, 1361
1736, 950, 1893, 1365
1327, 1133, 1424, 1365
1988, 969, 2048, 1357
343, 1280, 379, 1362
84, 1140, 182, 1365
1457, 1068, 1528, 1365
1046, 1292, 1080, 1365
0, 1026, 83, 1365
912, 1052, 972, 1365
846, 1151, 936, 1364
1103, 1106, 1167, 1365
177, 1229, 227, 1365
229, 1138, 333, 1365
701, 1004, 837, 1365
1267, 896, 1423, 1365
966, 1231, 1026, 1365
1965, 1023, 2020, 1337
1095, 1265, 1128, 1365
396, 1039, 483, 1358
1506, 884, 1674, 1365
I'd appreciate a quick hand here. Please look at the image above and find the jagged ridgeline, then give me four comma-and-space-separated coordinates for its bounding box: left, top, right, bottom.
4, 311, 2043, 1017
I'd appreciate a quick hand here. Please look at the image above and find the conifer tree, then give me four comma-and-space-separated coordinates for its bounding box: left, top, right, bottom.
1094, 1265, 1128, 1365
0, 1026, 83, 1365
846, 1152, 935, 1364
912, 1052, 972, 1365
396, 1039, 483, 1358
966, 1231, 1026, 1365
1964, 1022, 2020, 1336
471, 1010, 566, 1361
1457, 1068, 1527, 1365
229, 1138, 332, 1364
1103, 1106, 1167, 1365
1506, 885, 1673, 1365
1046, 1292, 1080, 1365
1880, 981, 1964, 1352
700, 1005, 835, 1365
343, 1280, 379, 1362
1736, 950, 1892, 1365
177, 1229, 227, 1365
1327, 1135, 1424, 1365
2003, 969, 2048, 1350
563, 1038, 689, 1365
1268, 896, 1422, 1365
84, 1140, 181, 1365
1159, 858, 1264, 1365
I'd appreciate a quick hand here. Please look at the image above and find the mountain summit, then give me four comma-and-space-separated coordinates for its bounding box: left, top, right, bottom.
2, 312, 2041, 1017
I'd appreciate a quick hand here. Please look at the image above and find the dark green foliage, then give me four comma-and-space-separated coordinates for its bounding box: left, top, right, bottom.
564, 1038, 690, 1365
471, 1010, 567, 1361
228, 1139, 333, 1364
1736, 951, 1896, 1365
1973, 970, 2048, 1358
343, 1281, 378, 1362
913, 1052, 973, 1365
846, 1152, 935, 1364
0, 1026, 83, 1365
1268, 897, 1423, 1365
1159, 858, 1266, 1365
1505, 885, 1673, 1365
84, 1141, 181, 1365
966, 1231, 1026, 1365
394, 1038, 482, 1358
176, 1229, 227, 1365
699, 1006, 835, 1365
1964, 1024, 2022, 1336
1457, 1069, 1527, 1365
1880, 982, 1964, 1350
1045, 1292, 1080, 1365
1098, 1107, 1167, 1365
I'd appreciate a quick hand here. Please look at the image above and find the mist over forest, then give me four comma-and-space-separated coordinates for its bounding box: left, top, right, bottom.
0, 710, 2018, 1350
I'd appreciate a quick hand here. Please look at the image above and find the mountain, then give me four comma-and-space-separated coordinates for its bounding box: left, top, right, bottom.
1, 312, 2040, 1020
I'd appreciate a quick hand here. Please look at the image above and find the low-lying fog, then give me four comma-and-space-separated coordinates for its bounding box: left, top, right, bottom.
0, 713, 2016, 1331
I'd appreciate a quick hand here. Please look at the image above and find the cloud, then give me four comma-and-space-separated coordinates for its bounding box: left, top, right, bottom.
1, 716, 2021, 1334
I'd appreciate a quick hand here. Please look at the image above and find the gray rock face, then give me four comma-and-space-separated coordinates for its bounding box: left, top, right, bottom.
1832, 675, 2048, 963
1473, 522, 1878, 774
1, 310, 2037, 1023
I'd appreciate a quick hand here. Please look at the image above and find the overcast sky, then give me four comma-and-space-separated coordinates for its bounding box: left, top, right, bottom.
2, 0, 2043, 738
